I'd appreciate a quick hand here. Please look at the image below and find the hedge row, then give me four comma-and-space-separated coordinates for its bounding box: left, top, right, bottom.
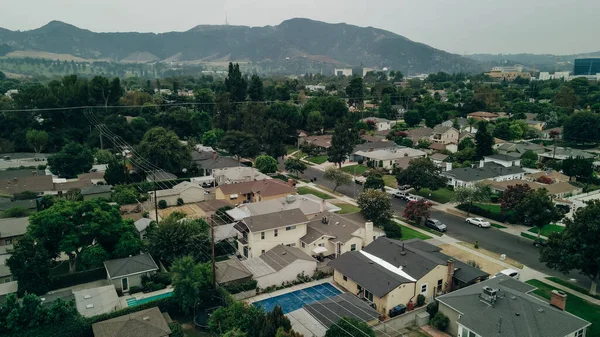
222, 279, 258, 294
49, 267, 106, 291
456, 204, 518, 224
88, 296, 181, 325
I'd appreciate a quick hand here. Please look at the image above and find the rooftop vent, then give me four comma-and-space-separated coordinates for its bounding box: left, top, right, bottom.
84, 295, 91, 299
143, 316, 151, 321
480, 286, 498, 304
86, 304, 94, 309
335, 222, 339, 226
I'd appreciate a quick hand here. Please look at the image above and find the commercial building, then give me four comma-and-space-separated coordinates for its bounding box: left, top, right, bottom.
573, 58, 600, 76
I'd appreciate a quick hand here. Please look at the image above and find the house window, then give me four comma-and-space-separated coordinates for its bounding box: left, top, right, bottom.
420, 283, 428, 294
5, 238, 12, 245
301, 242, 305, 248
437, 279, 443, 292
575, 329, 584, 337
364, 289, 374, 302
261, 250, 265, 255
286, 226, 296, 231
318, 243, 324, 247
343, 275, 348, 281
261, 232, 265, 240
350, 244, 357, 251
274, 229, 278, 237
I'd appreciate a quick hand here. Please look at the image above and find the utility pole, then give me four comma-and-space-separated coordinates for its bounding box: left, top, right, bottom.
97, 125, 104, 150
210, 218, 217, 289
153, 172, 159, 222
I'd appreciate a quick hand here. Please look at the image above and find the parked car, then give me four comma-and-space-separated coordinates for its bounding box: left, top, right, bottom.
494, 268, 520, 280
425, 219, 447, 232
393, 191, 410, 200
466, 217, 491, 228
354, 176, 366, 185
533, 238, 547, 247
398, 185, 411, 191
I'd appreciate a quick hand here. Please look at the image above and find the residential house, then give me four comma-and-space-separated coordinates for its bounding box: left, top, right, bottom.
538, 147, 595, 161
241, 245, 317, 288
78, 171, 108, 185
405, 127, 434, 144
361, 117, 397, 131
215, 257, 253, 286
92, 307, 171, 337
483, 154, 521, 167
437, 275, 590, 337
299, 135, 332, 150
430, 153, 449, 168
0, 217, 28, 246
152, 181, 206, 207
429, 142, 457, 153
146, 170, 177, 183
73, 285, 121, 318
443, 160, 526, 188
329, 238, 488, 315
104, 254, 159, 293
216, 180, 296, 205
527, 119, 545, 131
525, 170, 571, 183
484, 179, 582, 199
192, 150, 239, 175
303, 293, 380, 332
542, 127, 563, 139
195, 199, 231, 219
354, 147, 426, 170
467, 111, 500, 122
134, 218, 153, 239
360, 134, 381, 143
350, 141, 399, 162
212, 166, 270, 185
441, 118, 476, 132
0, 175, 54, 196
495, 142, 546, 155
226, 194, 340, 221
81, 185, 113, 200
431, 126, 459, 145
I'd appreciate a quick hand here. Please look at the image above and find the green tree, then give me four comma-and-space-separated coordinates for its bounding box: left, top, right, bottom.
357, 189, 393, 226
345, 77, 364, 108
328, 120, 357, 167
395, 157, 446, 192
284, 158, 307, 177
453, 182, 491, 216
474, 122, 494, 159
261, 118, 288, 159
225, 62, 247, 102
171, 256, 213, 315
403, 199, 432, 225
26, 129, 49, 154
364, 171, 385, 190
458, 137, 474, 151
260, 306, 292, 337
520, 150, 538, 169
104, 156, 127, 185
466, 117, 477, 133
137, 127, 192, 174
500, 184, 532, 213
325, 317, 375, 337
562, 156, 594, 182
94, 149, 114, 164
202, 129, 225, 147
540, 200, 600, 294
47, 142, 94, 178
248, 74, 265, 102
208, 300, 264, 336
306, 110, 324, 133
301, 96, 349, 129
378, 94, 394, 119
563, 111, 600, 144
64, 188, 84, 201
79, 245, 110, 270
220, 131, 261, 161
323, 167, 353, 193
255, 155, 278, 174
6, 235, 52, 295
403, 110, 421, 127
554, 86, 578, 109
4, 206, 27, 218
515, 189, 562, 238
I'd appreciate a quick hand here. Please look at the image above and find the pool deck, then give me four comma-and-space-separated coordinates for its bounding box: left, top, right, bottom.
245, 277, 336, 304
120, 285, 174, 308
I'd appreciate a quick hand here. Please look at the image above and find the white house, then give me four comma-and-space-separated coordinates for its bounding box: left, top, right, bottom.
483, 154, 521, 168
226, 194, 340, 221
354, 147, 426, 169
443, 160, 526, 188
152, 181, 206, 206
242, 245, 317, 289
361, 117, 397, 131
212, 166, 270, 185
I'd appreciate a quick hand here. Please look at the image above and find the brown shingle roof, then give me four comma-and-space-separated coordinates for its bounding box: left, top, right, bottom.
0, 175, 54, 195
218, 180, 295, 198
300, 135, 332, 148
54, 179, 95, 191
468, 111, 499, 118
91, 307, 171, 337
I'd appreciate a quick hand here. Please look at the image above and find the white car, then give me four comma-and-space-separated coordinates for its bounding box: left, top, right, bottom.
494, 268, 520, 280
466, 217, 491, 228
406, 195, 421, 202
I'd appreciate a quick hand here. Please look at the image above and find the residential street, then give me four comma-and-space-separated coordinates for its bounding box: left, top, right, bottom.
301, 165, 592, 289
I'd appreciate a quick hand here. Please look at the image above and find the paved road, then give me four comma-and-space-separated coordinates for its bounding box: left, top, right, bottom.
301, 166, 591, 288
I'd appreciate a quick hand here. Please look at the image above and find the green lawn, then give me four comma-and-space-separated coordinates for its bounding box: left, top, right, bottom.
286, 146, 298, 155
528, 224, 565, 237
491, 223, 507, 229
473, 203, 502, 213
546, 277, 600, 300
398, 224, 432, 241
526, 279, 600, 337
292, 151, 308, 159
414, 188, 456, 204
307, 156, 328, 164
296, 187, 332, 199
341, 165, 369, 176
334, 203, 361, 214
521, 232, 539, 241
383, 175, 397, 188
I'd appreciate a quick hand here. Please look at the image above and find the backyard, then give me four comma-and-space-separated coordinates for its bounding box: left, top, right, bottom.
383, 175, 397, 188
341, 164, 369, 176
414, 188, 455, 204
527, 224, 565, 237
526, 280, 600, 337
333, 202, 360, 214
296, 187, 332, 200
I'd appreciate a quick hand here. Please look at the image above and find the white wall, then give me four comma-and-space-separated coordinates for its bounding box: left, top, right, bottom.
255, 259, 317, 289
246, 224, 307, 258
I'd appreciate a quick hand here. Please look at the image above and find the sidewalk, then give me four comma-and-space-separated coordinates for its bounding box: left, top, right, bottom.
296, 181, 358, 206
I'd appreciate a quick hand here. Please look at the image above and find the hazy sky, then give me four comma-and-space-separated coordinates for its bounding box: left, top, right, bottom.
1, 0, 599, 55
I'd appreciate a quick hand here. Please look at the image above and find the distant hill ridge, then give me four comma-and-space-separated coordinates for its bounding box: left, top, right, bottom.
0, 18, 483, 74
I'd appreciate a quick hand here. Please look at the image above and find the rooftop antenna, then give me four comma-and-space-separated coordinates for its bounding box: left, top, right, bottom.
225, 11, 229, 26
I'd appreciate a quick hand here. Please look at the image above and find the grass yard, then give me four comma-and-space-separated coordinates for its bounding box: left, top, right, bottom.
521, 232, 540, 241
292, 151, 307, 159
491, 223, 507, 229
296, 187, 332, 199
307, 156, 328, 164
333, 203, 361, 214
341, 165, 369, 176
473, 203, 502, 213
526, 279, 600, 337
528, 224, 565, 237
398, 224, 432, 241
286, 146, 298, 155
383, 175, 397, 188
545, 277, 600, 300
414, 188, 456, 204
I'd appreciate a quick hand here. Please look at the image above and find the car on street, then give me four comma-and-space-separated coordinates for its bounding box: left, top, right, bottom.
466, 217, 491, 228
354, 176, 366, 185
398, 184, 411, 191
493, 268, 520, 280
393, 191, 410, 200
425, 218, 447, 232
533, 238, 547, 247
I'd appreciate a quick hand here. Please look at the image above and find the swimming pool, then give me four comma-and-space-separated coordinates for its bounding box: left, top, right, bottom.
126, 291, 173, 307
253, 283, 341, 314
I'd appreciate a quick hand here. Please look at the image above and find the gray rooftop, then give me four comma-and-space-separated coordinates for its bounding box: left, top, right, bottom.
485, 153, 521, 161
228, 194, 339, 220
215, 258, 252, 284
302, 213, 363, 244
0, 217, 29, 239
81, 184, 113, 195
443, 162, 525, 182
73, 285, 120, 318
134, 218, 153, 233
304, 293, 380, 328
239, 209, 309, 232
104, 254, 159, 279
0, 169, 47, 181
91, 306, 171, 337
437, 276, 591, 337
353, 141, 398, 153
0, 199, 36, 211
259, 245, 315, 272
40, 289, 75, 306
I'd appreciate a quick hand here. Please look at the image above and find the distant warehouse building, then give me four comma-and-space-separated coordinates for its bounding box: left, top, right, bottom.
573, 58, 600, 76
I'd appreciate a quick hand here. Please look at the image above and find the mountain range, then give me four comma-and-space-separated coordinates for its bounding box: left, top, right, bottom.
0, 18, 484, 74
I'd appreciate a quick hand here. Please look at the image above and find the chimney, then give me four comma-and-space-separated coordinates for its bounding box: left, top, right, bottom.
369, 147, 374, 152
445, 162, 452, 171
550, 290, 567, 310
365, 221, 374, 243
321, 199, 327, 213
287, 178, 294, 187
479, 159, 485, 168
212, 151, 217, 160
445, 259, 455, 293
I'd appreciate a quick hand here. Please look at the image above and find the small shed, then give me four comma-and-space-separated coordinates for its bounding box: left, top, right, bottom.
104, 254, 159, 293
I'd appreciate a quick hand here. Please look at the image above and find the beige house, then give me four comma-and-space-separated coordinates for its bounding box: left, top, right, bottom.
216, 180, 296, 205
431, 126, 459, 145
241, 245, 317, 288
467, 111, 500, 122
151, 181, 206, 206
212, 166, 270, 185
525, 170, 571, 183
329, 238, 488, 316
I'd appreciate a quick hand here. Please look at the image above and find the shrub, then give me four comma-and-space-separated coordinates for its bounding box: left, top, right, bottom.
467, 260, 481, 269
176, 198, 184, 206
358, 159, 364, 165
4, 206, 27, 217
37, 164, 47, 170
416, 294, 426, 307
12, 190, 38, 200
158, 200, 167, 209
222, 279, 258, 294
474, 240, 479, 249
426, 301, 439, 316
168, 322, 185, 337
383, 220, 402, 239
430, 312, 450, 331
153, 272, 172, 286
49, 267, 105, 291
129, 286, 143, 294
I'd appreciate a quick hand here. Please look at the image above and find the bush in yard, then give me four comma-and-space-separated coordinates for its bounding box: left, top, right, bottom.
430, 312, 450, 331
426, 301, 439, 316
168, 322, 185, 337
467, 260, 481, 269
416, 294, 426, 307
403, 199, 431, 225
383, 220, 402, 239
176, 197, 184, 206
158, 200, 167, 209
129, 286, 143, 294
4, 206, 27, 217
12, 190, 38, 200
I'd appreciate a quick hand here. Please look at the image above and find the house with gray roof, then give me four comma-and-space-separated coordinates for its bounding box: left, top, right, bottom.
303, 292, 380, 328
0, 217, 29, 246
443, 160, 526, 188
92, 306, 171, 337
538, 147, 595, 161
227, 194, 340, 221
241, 245, 317, 288
134, 218, 153, 239
104, 253, 159, 293
81, 184, 113, 201
328, 238, 488, 315
215, 257, 253, 285
74, 285, 121, 318
437, 275, 591, 337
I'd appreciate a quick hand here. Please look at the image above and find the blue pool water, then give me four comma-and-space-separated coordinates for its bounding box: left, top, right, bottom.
126, 291, 173, 307
253, 283, 342, 314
